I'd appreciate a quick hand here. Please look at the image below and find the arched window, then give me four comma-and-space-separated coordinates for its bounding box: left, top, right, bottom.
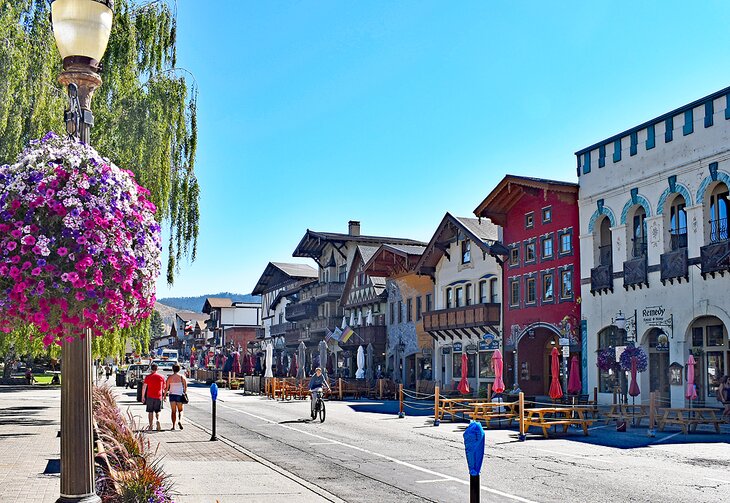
709, 183, 729, 243
597, 326, 628, 393
668, 195, 687, 250
598, 217, 612, 266
631, 207, 647, 258
445, 288, 453, 309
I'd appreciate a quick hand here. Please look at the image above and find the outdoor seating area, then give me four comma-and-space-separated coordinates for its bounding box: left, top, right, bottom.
657, 407, 724, 434
523, 406, 596, 438
604, 404, 651, 426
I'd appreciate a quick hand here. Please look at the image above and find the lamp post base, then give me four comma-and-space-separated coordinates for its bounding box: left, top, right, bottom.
57, 493, 101, 503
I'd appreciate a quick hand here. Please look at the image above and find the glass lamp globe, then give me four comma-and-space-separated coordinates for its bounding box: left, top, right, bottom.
614, 311, 626, 331
51, 0, 113, 66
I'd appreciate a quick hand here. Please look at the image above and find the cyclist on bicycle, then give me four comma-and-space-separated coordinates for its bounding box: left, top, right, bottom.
308, 367, 330, 416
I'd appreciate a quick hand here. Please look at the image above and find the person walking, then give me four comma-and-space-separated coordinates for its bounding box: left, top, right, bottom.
718, 375, 730, 422
165, 363, 188, 430
141, 363, 166, 431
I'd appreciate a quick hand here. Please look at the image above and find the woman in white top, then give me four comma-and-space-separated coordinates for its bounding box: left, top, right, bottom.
165, 363, 188, 430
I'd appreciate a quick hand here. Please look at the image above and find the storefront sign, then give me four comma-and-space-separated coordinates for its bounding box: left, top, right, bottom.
442, 346, 451, 355
558, 338, 570, 347
422, 348, 433, 356
465, 344, 478, 355
453, 342, 463, 352
642, 306, 666, 326
478, 340, 500, 351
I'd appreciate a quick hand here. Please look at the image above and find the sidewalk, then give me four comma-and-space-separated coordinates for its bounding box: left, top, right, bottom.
0, 383, 339, 503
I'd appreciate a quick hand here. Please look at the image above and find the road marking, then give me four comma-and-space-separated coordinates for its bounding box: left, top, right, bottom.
705, 477, 730, 484
309, 442, 337, 446
416, 479, 452, 484
652, 432, 681, 443
532, 448, 614, 464
213, 401, 538, 503
588, 425, 608, 431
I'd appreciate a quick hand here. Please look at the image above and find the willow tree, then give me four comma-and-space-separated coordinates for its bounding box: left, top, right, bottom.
0, 0, 198, 357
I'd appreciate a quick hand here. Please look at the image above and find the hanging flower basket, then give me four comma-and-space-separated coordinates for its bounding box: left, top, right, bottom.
596, 347, 617, 372
0, 132, 161, 345
618, 343, 648, 372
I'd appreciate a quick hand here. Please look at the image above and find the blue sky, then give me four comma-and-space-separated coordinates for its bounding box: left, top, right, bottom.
157, 0, 730, 297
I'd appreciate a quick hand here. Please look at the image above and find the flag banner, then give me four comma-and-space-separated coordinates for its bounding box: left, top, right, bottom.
332, 327, 343, 341
324, 328, 333, 342
341, 326, 355, 343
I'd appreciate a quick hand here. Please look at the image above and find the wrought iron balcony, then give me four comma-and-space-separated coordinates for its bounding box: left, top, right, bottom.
422, 303, 500, 335
630, 238, 647, 259
598, 244, 613, 267
700, 239, 730, 278
308, 316, 342, 334
623, 256, 647, 289
590, 264, 613, 294
299, 282, 345, 304
255, 328, 265, 340
670, 228, 688, 251
710, 218, 728, 243
661, 248, 688, 284
270, 322, 297, 337
285, 303, 319, 321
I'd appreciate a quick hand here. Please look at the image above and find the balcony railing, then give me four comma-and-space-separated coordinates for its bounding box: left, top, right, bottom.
255, 328, 265, 340
308, 316, 342, 334
339, 325, 387, 346
670, 228, 688, 250
631, 238, 647, 259
700, 239, 730, 278
710, 218, 728, 243
590, 264, 613, 294
270, 322, 297, 337
422, 303, 500, 333
660, 248, 688, 284
299, 282, 345, 304
623, 256, 647, 289
598, 245, 613, 267
285, 303, 319, 321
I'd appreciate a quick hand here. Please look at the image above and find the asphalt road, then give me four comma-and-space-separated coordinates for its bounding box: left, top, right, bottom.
142, 384, 730, 503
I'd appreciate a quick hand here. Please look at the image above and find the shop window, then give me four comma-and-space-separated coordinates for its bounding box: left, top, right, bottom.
707, 352, 725, 398
692, 327, 704, 347
525, 277, 536, 304
707, 324, 724, 346
461, 239, 471, 264
597, 326, 628, 393
479, 352, 495, 378
453, 351, 476, 379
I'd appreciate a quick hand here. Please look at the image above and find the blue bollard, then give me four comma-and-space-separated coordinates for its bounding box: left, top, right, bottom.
210, 383, 218, 441
463, 420, 485, 503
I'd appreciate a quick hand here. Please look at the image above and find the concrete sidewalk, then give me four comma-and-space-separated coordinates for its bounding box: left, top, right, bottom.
0, 384, 340, 503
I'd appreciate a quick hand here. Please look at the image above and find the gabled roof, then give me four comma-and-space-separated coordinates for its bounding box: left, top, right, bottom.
473, 175, 579, 226
202, 297, 232, 313
363, 244, 427, 278
174, 312, 209, 322
292, 229, 425, 262
340, 245, 388, 308
252, 262, 318, 295
416, 213, 501, 274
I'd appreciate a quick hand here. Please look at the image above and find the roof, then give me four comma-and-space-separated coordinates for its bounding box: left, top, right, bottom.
340, 245, 389, 307
202, 297, 232, 313
292, 229, 425, 261
416, 213, 501, 273
363, 244, 427, 277
473, 175, 578, 226
251, 262, 318, 295
174, 312, 209, 322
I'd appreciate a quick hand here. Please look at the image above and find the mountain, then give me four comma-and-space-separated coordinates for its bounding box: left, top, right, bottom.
156, 292, 261, 313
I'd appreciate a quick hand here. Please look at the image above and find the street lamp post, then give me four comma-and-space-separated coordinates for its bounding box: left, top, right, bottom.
51, 1, 113, 502
398, 337, 406, 385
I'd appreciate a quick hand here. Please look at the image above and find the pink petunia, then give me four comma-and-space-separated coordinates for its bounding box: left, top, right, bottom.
31, 267, 41, 276
21, 235, 36, 246
6, 241, 17, 251
56, 247, 68, 256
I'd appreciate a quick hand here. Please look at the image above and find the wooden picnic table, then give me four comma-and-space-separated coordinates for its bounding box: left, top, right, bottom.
467, 401, 519, 427
436, 398, 485, 422
657, 407, 723, 434
603, 404, 650, 426
524, 407, 595, 438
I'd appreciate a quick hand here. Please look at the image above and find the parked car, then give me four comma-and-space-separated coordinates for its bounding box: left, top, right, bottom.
125, 363, 150, 388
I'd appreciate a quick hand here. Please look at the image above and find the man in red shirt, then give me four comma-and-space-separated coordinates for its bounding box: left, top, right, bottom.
141, 363, 166, 431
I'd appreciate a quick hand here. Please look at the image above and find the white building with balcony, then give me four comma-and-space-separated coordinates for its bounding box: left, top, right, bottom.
577, 86, 730, 407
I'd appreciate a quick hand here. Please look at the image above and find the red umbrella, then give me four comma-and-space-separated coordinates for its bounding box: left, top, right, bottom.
685, 354, 697, 400
491, 350, 505, 394
567, 355, 582, 395
457, 352, 470, 395
549, 347, 563, 400
189, 352, 195, 367
204, 352, 210, 367
289, 354, 298, 377
628, 356, 640, 398
232, 352, 241, 375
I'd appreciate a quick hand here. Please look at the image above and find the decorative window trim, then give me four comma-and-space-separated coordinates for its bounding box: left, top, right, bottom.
599, 144, 606, 168
525, 212, 534, 229
540, 233, 555, 262
558, 265, 575, 303
541, 270, 555, 304
705, 100, 714, 128
509, 244, 520, 268
665, 117, 674, 143
542, 206, 552, 224
524, 238, 537, 264
557, 228, 574, 256
508, 278, 520, 309
525, 276, 537, 306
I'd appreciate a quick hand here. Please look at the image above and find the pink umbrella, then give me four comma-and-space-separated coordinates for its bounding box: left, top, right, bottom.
567, 355, 582, 395
549, 347, 563, 400
491, 350, 505, 394
189, 352, 195, 367
628, 356, 640, 397
204, 352, 210, 367
457, 352, 470, 395
232, 352, 241, 375
685, 354, 697, 400
289, 354, 298, 377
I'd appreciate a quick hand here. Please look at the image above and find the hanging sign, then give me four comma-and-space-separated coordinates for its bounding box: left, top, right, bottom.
642, 306, 666, 326
465, 344, 478, 355
442, 346, 451, 355
454, 342, 463, 352
655, 331, 669, 352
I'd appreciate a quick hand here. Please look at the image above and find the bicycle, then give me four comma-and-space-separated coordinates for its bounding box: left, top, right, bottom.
310, 389, 326, 423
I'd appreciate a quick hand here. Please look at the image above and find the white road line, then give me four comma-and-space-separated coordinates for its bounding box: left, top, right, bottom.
416, 479, 452, 484
705, 477, 730, 484
652, 432, 682, 443
214, 401, 539, 503
532, 448, 614, 464
588, 425, 608, 431
309, 442, 337, 446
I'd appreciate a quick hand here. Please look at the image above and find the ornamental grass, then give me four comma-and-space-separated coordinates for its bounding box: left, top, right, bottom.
92, 385, 174, 503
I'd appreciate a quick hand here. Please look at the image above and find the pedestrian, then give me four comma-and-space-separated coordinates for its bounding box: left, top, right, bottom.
165, 363, 188, 430
140, 363, 166, 431
718, 375, 730, 421
25, 367, 35, 385
105, 364, 111, 380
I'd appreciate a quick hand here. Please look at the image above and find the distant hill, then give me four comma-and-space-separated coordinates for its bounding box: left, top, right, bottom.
156, 292, 261, 313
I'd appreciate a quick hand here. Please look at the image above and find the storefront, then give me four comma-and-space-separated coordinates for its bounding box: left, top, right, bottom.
436, 337, 499, 394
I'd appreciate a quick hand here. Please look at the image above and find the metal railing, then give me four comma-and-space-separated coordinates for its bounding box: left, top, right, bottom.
598, 244, 612, 267
669, 227, 687, 250
631, 238, 647, 258
710, 217, 728, 243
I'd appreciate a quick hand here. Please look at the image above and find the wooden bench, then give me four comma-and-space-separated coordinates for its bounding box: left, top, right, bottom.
437, 398, 484, 422
524, 407, 595, 438
467, 401, 518, 428
603, 404, 650, 426
657, 407, 723, 434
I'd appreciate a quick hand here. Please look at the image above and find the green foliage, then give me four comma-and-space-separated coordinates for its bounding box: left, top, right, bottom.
0, 0, 199, 285
150, 310, 165, 340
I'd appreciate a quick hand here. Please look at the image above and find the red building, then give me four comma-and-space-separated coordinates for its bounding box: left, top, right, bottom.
474, 176, 581, 396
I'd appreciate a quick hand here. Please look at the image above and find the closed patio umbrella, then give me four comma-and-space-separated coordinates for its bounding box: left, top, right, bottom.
356, 345, 365, 379
366, 343, 374, 382
491, 350, 505, 394
349, 311, 355, 327
457, 352, 470, 395
297, 341, 306, 380
628, 356, 641, 425
342, 316, 347, 329
357, 311, 363, 327
549, 347, 563, 401
685, 354, 697, 400
189, 352, 195, 368
318, 340, 328, 379
289, 353, 298, 378
232, 352, 241, 375
567, 355, 582, 395
264, 343, 273, 378
366, 309, 373, 326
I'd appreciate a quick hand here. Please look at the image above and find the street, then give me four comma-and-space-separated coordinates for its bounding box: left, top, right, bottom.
131, 384, 730, 503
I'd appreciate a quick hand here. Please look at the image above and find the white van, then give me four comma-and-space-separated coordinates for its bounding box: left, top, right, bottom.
161, 349, 179, 362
